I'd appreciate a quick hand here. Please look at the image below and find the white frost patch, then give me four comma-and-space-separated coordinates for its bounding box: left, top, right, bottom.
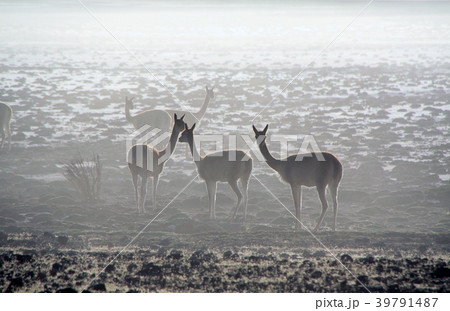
382, 164, 396, 172
20, 173, 65, 182
438, 174, 450, 182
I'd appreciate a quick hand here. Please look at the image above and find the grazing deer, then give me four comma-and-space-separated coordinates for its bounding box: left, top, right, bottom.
0, 102, 12, 152
125, 96, 173, 134
165, 86, 215, 127
179, 123, 252, 220
128, 114, 185, 213
252, 125, 343, 231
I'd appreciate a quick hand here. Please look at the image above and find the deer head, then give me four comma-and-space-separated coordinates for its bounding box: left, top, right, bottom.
179, 123, 196, 143
173, 113, 186, 132
205, 86, 215, 100
252, 124, 269, 142
125, 96, 135, 109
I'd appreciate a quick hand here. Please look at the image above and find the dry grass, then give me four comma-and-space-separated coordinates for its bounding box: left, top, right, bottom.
62, 154, 102, 202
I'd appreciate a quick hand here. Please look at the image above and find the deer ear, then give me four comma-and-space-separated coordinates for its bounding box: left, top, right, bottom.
174, 113, 178, 120
191, 123, 196, 131
263, 124, 269, 135
180, 114, 185, 120
184, 123, 188, 130
252, 125, 258, 134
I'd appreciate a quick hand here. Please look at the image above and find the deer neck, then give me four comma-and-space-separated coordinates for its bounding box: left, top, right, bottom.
187, 136, 201, 169
125, 103, 133, 124
160, 125, 181, 160
259, 140, 282, 172
194, 94, 211, 121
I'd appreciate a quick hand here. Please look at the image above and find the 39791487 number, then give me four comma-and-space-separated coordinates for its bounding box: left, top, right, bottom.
375, 298, 438, 308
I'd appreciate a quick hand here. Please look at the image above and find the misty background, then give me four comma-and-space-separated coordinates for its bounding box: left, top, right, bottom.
0, 0, 449, 235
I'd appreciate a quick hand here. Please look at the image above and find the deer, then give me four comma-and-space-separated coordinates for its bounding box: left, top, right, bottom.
179, 123, 252, 220
165, 86, 215, 127
125, 96, 173, 135
127, 113, 186, 213
125, 86, 215, 132
0, 102, 12, 152
252, 125, 343, 232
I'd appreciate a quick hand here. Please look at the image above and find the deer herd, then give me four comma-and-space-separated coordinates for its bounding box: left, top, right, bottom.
125, 86, 343, 232
1, 86, 343, 232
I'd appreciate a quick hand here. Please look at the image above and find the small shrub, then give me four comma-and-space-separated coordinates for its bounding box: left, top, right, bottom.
62, 154, 101, 202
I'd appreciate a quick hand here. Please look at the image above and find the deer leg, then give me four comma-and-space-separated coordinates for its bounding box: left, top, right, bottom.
229, 180, 243, 220
153, 174, 159, 210
130, 169, 139, 213
206, 181, 217, 219
291, 184, 301, 229
6, 123, 11, 151
329, 182, 339, 231
0, 128, 4, 150
314, 185, 328, 232
239, 178, 250, 221
140, 174, 148, 214
297, 186, 302, 227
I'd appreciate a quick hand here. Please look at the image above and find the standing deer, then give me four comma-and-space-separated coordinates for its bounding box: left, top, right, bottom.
179, 123, 252, 220
252, 125, 343, 231
0, 102, 12, 152
125, 96, 173, 135
127, 114, 185, 213
125, 86, 215, 132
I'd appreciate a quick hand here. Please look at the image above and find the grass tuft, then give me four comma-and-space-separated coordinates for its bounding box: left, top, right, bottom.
62, 153, 102, 202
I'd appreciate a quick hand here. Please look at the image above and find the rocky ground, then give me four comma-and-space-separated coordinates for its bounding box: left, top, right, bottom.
1, 229, 449, 293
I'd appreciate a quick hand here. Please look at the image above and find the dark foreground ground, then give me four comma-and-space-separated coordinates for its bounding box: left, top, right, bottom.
1, 230, 449, 293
